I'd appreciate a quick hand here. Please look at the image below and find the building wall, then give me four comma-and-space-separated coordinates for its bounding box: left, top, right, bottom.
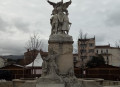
18, 50, 48, 66
78, 36, 120, 67
73, 54, 79, 61
73, 54, 80, 67
78, 37, 95, 67
95, 46, 120, 67
95, 47, 112, 65
109, 48, 120, 67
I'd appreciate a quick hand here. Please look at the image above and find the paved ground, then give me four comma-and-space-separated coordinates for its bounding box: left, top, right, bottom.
80, 81, 102, 87
0, 82, 13, 87
104, 86, 120, 87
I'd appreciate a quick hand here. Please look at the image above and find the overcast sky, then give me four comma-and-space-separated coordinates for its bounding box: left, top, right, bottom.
0, 0, 120, 55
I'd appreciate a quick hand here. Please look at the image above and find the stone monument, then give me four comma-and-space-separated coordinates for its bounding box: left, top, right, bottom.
36, 0, 80, 87
13, 0, 103, 87
48, 0, 73, 75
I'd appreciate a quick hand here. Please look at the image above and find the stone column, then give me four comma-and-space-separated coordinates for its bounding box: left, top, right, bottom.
48, 34, 74, 75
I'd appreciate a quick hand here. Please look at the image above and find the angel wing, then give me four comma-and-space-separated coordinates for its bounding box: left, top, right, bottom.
47, 0, 57, 8
63, 0, 72, 9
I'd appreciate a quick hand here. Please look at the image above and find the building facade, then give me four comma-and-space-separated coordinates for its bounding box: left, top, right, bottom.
95, 45, 120, 67
78, 37, 95, 67
18, 50, 48, 65
109, 47, 120, 67
95, 45, 112, 65
73, 54, 80, 67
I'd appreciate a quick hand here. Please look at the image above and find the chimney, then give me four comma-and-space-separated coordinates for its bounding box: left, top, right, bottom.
27, 49, 29, 52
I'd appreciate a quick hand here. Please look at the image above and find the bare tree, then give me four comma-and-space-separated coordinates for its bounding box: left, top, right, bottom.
26, 34, 43, 51
78, 29, 88, 40
25, 33, 43, 76
115, 40, 120, 48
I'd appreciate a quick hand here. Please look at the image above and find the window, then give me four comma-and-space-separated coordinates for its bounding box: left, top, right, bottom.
106, 49, 108, 54
74, 57, 77, 61
101, 50, 103, 54
106, 56, 109, 64
89, 49, 94, 53
80, 50, 87, 53
81, 56, 87, 59
80, 44, 87, 48
96, 50, 98, 54
89, 43, 94, 47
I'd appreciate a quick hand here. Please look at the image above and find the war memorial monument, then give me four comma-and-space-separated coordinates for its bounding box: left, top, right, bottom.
36, 0, 80, 87
14, 0, 102, 87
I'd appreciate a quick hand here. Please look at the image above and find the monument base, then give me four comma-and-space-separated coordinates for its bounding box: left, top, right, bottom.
36, 83, 64, 87
48, 34, 74, 75
36, 77, 64, 87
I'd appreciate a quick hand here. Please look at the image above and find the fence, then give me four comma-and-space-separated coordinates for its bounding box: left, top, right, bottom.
74, 65, 120, 81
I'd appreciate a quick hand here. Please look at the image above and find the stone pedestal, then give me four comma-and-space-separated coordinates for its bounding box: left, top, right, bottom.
13, 79, 36, 87
13, 79, 26, 87
36, 78, 64, 87
36, 83, 64, 87
48, 34, 74, 74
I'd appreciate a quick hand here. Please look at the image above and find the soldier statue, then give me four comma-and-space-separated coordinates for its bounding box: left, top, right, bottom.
47, 0, 72, 35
